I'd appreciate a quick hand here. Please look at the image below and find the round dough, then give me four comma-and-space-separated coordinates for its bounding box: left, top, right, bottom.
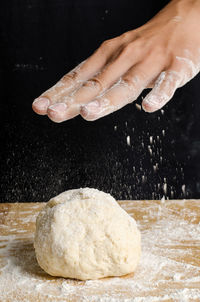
34, 188, 141, 280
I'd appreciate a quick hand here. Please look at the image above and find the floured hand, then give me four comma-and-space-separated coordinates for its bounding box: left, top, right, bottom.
32, 0, 200, 122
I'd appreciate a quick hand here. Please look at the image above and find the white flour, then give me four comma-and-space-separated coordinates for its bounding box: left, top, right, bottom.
0, 200, 200, 301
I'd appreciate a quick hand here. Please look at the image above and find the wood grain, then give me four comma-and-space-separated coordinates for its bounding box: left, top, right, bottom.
0, 200, 200, 301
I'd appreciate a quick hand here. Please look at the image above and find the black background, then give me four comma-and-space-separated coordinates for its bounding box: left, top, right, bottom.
1, 0, 200, 202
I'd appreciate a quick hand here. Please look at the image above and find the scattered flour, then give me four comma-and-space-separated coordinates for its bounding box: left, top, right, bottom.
0, 200, 200, 301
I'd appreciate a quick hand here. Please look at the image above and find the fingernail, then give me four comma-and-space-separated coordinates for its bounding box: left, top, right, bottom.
143, 95, 158, 106
142, 95, 160, 112
85, 100, 100, 112
33, 97, 50, 110
48, 103, 68, 112
81, 100, 101, 118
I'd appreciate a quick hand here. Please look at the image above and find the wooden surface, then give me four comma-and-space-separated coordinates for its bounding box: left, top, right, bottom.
0, 200, 200, 301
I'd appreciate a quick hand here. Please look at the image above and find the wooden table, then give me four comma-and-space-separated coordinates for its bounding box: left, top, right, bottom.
0, 200, 200, 301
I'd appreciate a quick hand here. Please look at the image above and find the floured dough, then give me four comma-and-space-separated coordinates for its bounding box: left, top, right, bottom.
34, 188, 141, 280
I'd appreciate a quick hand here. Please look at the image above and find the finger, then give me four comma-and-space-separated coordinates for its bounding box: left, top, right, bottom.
146, 79, 155, 88
71, 41, 143, 105
142, 53, 200, 113
32, 38, 120, 115
46, 40, 143, 123
142, 70, 182, 113
173, 55, 199, 86
32, 62, 84, 116
47, 102, 79, 123
80, 57, 163, 121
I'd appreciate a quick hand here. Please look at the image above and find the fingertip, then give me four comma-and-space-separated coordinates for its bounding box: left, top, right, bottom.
47, 103, 68, 123
80, 101, 101, 121
142, 95, 163, 113
142, 102, 159, 113
47, 116, 64, 123
80, 106, 97, 121
32, 97, 50, 115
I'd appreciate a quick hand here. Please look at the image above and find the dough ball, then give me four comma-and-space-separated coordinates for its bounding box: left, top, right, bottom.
34, 188, 141, 280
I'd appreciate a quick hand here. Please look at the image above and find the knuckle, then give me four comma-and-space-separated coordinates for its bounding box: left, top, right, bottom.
61, 70, 78, 82
100, 39, 115, 50
83, 78, 103, 91
121, 41, 141, 58
147, 45, 166, 62
120, 31, 131, 41
120, 30, 136, 42
121, 77, 139, 101
122, 76, 141, 97
122, 77, 135, 87
122, 43, 135, 57
122, 73, 143, 97
136, 69, 148, 81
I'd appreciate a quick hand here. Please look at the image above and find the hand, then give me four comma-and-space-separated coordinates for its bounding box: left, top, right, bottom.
32, 0, 200, 122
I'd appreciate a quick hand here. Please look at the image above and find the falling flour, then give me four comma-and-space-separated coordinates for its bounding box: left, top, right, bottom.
119, 105, 187, 200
